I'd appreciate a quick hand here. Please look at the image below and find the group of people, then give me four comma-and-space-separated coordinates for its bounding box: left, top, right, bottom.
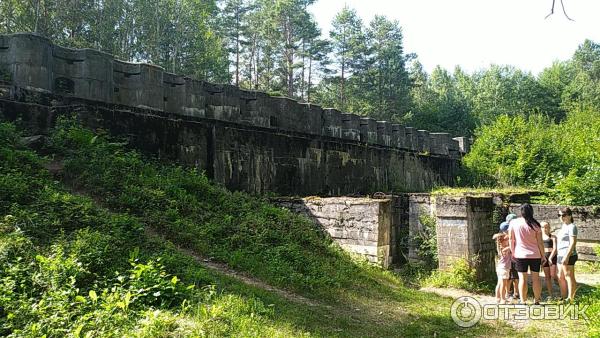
493, 204, 578, 304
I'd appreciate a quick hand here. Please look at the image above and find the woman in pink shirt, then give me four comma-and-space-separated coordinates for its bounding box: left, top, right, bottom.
509, 203, 547, 304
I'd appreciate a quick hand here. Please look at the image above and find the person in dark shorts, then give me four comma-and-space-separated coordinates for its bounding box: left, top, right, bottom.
557, 207, 578, 302
541, 221, 558, 299
509, 204, 547, 304
508, 260, 519, 299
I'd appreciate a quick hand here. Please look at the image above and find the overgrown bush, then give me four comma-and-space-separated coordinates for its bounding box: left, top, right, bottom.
463, 110, 600, 205
422, 257, 487, 293
0, 123, 195, 336
0, 212, 194, 337
413, 213, 438, 269
584, 284, 600, 337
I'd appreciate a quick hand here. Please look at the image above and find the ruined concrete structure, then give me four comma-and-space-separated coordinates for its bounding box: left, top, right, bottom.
0, 33, 467, 195
279, 194, 599, 276
277, 197, 395, 267
410, 195, 497, 280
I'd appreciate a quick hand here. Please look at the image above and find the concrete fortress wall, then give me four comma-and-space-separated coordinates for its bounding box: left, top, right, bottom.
0, 33, 466, 195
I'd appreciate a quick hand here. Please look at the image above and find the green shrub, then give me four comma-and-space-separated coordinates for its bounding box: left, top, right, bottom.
125, 258, 195, 309
422, 257, 485, 292
0, 220, 193, 337
413, 213, 438, 269
463, 110, 600, 205
394, 262, 431, 288
584, 286, 600, 337
463, 114, 561, 187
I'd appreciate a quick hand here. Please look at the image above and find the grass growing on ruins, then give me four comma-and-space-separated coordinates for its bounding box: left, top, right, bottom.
0, 119, 597, 337
48, 117, 375, 300
431, 186, 536, 197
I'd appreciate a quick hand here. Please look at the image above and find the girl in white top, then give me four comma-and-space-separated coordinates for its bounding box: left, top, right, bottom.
557, 207, 578, 302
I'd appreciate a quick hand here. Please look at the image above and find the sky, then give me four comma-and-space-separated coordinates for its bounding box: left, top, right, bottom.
308, 0, 600, 75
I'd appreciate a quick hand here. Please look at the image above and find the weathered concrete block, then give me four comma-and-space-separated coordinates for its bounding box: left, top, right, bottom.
163, 72, 186, 115
181, 78, 206, 118
298, 103, 323, 135
376, 121, 392, 147
276, 197, 392, 268
204, 83, 241, 122
341, 113, 360, 141
322, 108, 343, 138
277, 96, 302, 132
0, 35, 8, 49
113, 60, 164, 110
51, 45, 114, 102
391, 124, 406, 149
433, 195, 496, 281
404, 127, 417, 151
417, 130, 431, 153
453, 136, 470, 153
448, 138, 461, 159
577, 242, 600, 261
0, 34, 52, 91
239, 90, 269, 127
251, 94, 278, 128
435, 196, 468, 218
359, 117, 378, 144
430, 132, 450, 156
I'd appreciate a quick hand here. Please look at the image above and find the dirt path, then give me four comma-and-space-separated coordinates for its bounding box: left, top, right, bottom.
145, 228, 322, 307
420, 286, 532, 329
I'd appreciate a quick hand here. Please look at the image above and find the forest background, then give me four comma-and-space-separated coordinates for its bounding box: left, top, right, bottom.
0, 0, 599, 204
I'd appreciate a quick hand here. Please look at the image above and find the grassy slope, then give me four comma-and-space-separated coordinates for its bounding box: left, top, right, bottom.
1, 119, 595, 337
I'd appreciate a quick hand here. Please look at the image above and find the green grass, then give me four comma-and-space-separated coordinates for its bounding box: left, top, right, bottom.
578, 260, 600, 274
421, 258, 494, 293
0, 119, 597, 337
431, 185, 536, 197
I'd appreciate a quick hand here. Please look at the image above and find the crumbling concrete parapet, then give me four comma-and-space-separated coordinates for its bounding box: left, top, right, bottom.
322, 108, 343, 138
376, 121, 392, 147
359, 117, 378, 144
